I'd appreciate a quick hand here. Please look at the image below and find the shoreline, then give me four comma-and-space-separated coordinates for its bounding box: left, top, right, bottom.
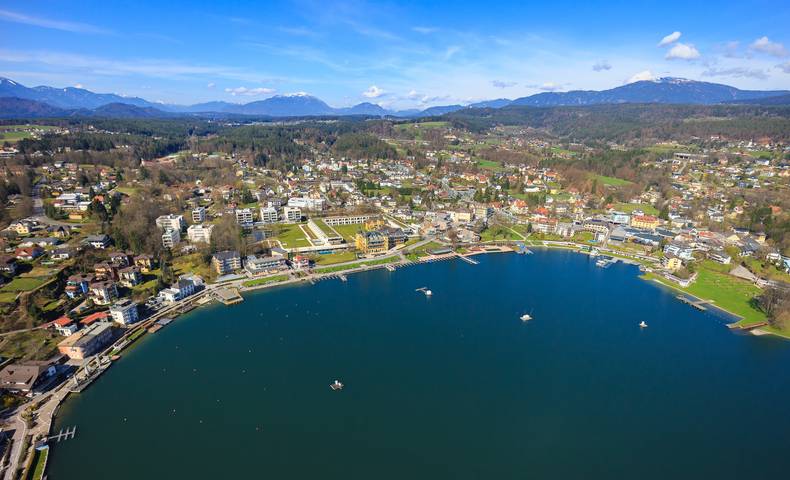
29, 243, 786, 479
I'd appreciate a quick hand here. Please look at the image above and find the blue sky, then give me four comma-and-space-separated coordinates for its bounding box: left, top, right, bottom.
2, 0, 790, 108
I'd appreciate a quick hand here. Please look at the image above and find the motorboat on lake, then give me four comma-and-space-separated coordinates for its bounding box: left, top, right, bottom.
639, 321, 648, 328
330, 380, 344, 391
520, 313, 533, 321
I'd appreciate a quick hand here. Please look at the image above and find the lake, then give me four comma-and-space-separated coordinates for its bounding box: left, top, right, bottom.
48, 250, 790, 479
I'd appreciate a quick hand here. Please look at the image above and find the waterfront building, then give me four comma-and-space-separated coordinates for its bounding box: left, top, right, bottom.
307, 219, 343, 246
664, 242, 694, 261
582, 219, 610, 235
187, 224, 214, 244
162, 228, 181, 249
212, 251, 242, 274
245, 255, 287, 275
291, 255, 311, 270
58, 322, 115, 360
109, 299, 139, 325
53, 316, 79, 336
356, 231, 388, 254
156, 214, 185, 232
192, 206, 207, 223
662, 254, 683, 271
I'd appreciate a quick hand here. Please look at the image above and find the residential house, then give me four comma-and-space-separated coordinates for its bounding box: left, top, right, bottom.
212, 251, 242, 274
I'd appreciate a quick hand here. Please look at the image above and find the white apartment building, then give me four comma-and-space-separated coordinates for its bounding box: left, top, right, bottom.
109, 299, 139, 325
235, 208, 254, 228
259, 206, 279, 224
187, 224, 214, 244
192, 206, 207, 223
162, 228, 181, 249
155, 214, 185, 232
287, 197, 325, 211
282, 206, 302, 223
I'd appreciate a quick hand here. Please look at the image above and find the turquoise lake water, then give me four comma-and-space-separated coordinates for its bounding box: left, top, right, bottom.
48, 250, 790, 479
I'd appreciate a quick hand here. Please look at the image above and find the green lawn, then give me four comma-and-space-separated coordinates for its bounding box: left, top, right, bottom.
481, 226, 523, 241
648, 267, 765, 326
615, 203, 659, 216
478, 159, 505, 172
272, 223, 313, 249
243, 274, 289, 287
0, 330, 60, 360
331, 224, 364, 242
315, 256, 399, 274
29, 447, 49, 480
0, 277, 47, 293
312, 251, 357, 265
591, 174, 632, 186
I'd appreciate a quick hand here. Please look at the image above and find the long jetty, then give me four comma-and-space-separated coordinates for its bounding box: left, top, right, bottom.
676, 295, 710, 311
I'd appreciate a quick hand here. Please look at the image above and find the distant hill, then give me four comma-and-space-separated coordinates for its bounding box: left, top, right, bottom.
0, 77, 161, 110
90, 103, 172, 118
2, 76, 790, 119
510, 78, 789, 107
0, 97, 68, 118
725, 93, 790, 106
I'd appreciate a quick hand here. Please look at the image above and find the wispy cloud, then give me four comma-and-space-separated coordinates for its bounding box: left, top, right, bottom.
592, 60, 612, 72
657, 31, 681, 47
491, 80, 517, 88
0, 9, 111, 34
224, 86, 276, 96
750, 36, 788, 58
776, 62, 790, 74
702, 67, 768, 80
412, 26, 438, 34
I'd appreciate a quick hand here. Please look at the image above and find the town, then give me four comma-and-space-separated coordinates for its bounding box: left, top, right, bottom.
0, 112, 789, 478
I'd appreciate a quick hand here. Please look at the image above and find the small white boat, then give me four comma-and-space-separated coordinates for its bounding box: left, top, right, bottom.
425, 290, 432, 296
520, 314, 532, 322
639, 321, 648, 328
330, 380, 344, 391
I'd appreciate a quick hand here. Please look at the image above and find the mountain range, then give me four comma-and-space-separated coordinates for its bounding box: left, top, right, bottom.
1, 76, 789, 119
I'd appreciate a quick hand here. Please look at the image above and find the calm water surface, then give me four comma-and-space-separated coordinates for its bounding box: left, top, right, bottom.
48, 250, 790, 479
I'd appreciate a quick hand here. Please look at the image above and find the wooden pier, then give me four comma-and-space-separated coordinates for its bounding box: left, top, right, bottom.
676, 295, 710, 311
49, 426, 76, 443
456, 254, 479, 265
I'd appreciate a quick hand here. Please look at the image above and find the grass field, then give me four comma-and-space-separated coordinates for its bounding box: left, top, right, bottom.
591, 174, 632, 186
243, 274, 288, 287
648, 267, 765, 326
615, 203, 660, 216
312, 251, 357, 265
331, 224, 364, 241
0, 292, 18, 304
314, 256, 399, 274
0, 277, 48, 293
172, 254, 214, 281
478, 159, 505, 172
273, 223, 313, 249
29, 447, 49, 480
481, 226, 524, 241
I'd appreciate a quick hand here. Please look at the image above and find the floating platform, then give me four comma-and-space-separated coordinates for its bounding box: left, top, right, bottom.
676, 295, 709, 311
215, 287, 244, 305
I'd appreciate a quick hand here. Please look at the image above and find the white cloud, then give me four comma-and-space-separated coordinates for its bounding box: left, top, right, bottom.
750, 36, 789, 58
0, 9, 111, 34
592, 60, 612, 72
777, 62, 790, 74
362, 85, 386, 98
207, 82, 216, 88
657, 31, 682, 47
444, 46, 462, 60
491, 80, 516, 88
538, 82, 562, 91
627, 70, 655, 83
666, 42, 700, 60
224, 86, 275, 96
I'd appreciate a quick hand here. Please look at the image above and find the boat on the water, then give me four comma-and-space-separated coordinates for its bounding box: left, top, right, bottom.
330, 380, 344, 391
520, 314, 532, 321
425, 289, 433, 296
639, 321, 648, 328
